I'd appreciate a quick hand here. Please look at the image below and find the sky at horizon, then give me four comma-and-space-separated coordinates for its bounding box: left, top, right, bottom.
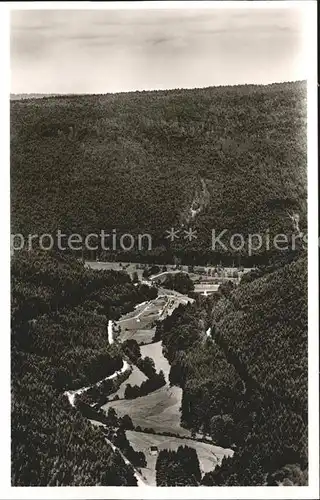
10, 8, 307, 94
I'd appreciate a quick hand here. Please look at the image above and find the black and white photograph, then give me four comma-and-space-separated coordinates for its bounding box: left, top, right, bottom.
3, 1, 318, 498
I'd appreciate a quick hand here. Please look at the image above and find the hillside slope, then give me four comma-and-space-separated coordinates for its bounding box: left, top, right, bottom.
157, 256, 307, 485
11, 81, 307, 264
11, 251, 158, 486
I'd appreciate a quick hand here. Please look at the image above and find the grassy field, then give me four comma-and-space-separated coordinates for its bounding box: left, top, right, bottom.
117, 297, 167, 333
126, 430, 234, 485
120, 328, 156, 345
112, 365, 148, 399
85, 261, 144, 280
103, 385, 188, 436
140, 341, 171, 381
118, 315, 155, 332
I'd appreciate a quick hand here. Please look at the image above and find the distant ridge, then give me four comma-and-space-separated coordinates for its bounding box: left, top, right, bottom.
10, 80, 306, 101
10, 93, 62, 101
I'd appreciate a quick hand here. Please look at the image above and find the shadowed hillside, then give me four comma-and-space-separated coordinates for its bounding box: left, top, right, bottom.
11, 81, 307, 264
156, 256, 307, 486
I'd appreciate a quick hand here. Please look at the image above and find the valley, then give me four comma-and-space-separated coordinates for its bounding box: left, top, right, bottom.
64, 269, 233, 485
10, 79, 309, 488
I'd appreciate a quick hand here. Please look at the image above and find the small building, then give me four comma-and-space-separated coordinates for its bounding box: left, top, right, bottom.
149, 446, 158, 456
194, 283, 220, 296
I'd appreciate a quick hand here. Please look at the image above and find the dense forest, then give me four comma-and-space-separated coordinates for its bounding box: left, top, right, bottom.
156, 446, 202, 486
11, 81, 307, 265
11, 250, 157, 486
161, 272, 195, 294
11, 80, 308, 486
156, 256, 308, 486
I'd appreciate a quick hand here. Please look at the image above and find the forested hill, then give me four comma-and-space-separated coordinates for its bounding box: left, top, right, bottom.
11, 251, 157, 486
11, 81, 307, 264
157, 256, 307, 485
